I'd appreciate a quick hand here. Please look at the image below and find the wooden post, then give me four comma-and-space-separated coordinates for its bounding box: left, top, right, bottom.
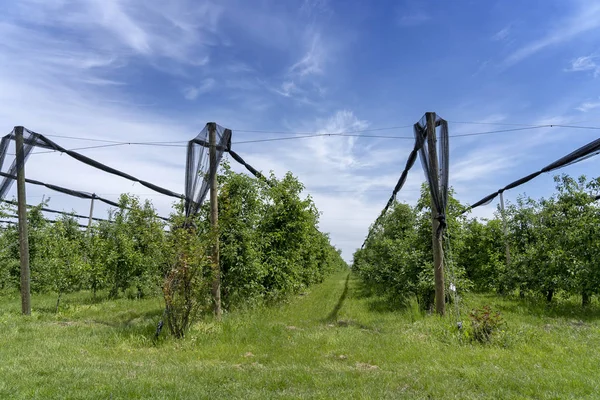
426, 112, 445, 316
87, 194, 95, 232
499, 191, 511, 266
208, 122, 222, 319
15, 126, 31, 315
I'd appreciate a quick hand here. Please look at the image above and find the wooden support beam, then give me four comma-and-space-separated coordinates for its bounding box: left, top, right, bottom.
208, 122, 222, 319
15, 126, 31, 315
425, 112, 445, 316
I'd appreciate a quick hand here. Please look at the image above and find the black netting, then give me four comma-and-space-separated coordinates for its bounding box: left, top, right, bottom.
0, 171, 169, 221
0, 123, 271, 223
416, 113, 450, 237
0, 128, 37, 199
3, 214, 88, 229
0, 128, 185, 201
362, 113, 450, 247
0, 199, 109, 222
361, 123, 427, 248
461, 137, 600, 215
229, 150, 270, 184
185, 123, 232, 218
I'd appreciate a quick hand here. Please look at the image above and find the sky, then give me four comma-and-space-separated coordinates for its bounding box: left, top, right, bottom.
1, 0, 600, 262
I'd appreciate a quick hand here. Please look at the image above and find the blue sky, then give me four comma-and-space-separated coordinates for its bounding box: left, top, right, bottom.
1, 0, 600, 261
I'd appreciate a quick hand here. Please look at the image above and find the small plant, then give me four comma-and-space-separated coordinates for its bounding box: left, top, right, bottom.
162, 225, 211, 339
468, 305, 504, 343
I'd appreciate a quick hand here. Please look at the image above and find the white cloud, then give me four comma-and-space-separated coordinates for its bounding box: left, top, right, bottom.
502, 2, 600, 67
91, 0, 152, 54
183, 78, 216, 100
569, 55, 597, 70
492, 26, 511, 41
289, 32, 325, 77
275, 81, 300, 98
566, 55, 600, 77
228, 109, 426, 260
278, 29, 332, 103
8, 0, 221, 68
576, 100, 600, 112
452, 145, 519, 183
301, 110, 371, 171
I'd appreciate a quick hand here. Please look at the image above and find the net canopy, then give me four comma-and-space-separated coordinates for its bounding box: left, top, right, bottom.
0, 171, 170, 221
185, 123, 232, 218
0, 198, 109, 222
415, 113, 449, 236
0, 127, 186, 201
362, 112, 450, 247
0, 127, 179, 221
461, 136, 600, 214
0, 124, 267, 222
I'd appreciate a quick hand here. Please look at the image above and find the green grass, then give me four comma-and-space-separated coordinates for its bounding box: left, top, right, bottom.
1, 272, 600, 399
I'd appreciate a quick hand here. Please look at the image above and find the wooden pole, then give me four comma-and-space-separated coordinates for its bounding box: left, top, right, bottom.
15, 126, 31, 315
87, 194, 95, 232
499, 191, 511, 266
426, 112, 445, 316
208, 122, 222, 319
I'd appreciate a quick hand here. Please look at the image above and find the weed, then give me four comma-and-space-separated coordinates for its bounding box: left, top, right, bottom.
468, 305, 505, 343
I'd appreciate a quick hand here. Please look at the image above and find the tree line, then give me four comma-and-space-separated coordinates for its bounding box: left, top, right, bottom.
353, 174, 600, 309
0, 162, 347, 315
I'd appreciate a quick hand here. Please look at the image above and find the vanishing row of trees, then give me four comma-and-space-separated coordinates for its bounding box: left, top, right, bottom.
0, 163, 346, 315
353, 174, 600, 308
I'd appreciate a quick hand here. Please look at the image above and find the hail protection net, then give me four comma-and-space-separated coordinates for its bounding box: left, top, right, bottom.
0, 127, 37, 200
362, 122, 427, 248
362, 113, 450, 248
0, 127, 175, 221
185, 123, 232, 218
0, 127, 186, 201
462, 136, 600, 214
415, 113, 450, 237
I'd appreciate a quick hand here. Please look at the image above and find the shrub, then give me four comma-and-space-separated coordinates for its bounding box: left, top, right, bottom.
468, 305, 504, 343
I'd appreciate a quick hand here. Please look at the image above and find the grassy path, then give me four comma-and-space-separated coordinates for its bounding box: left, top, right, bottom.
1, 271, 600, 398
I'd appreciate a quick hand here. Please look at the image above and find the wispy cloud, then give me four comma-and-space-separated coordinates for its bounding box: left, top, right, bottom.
308, 110, 369, 169
275, 81, 300, 98
230, 109, 421, 259
183, 78, 216, 100
274, 29, 331, 103
492, 26, 511, 41
8, 0, 222, 68
576, 100, 600, 112
289, 32, 325, 77
502, 2, 600, 67
566, 55, 600, 77
452, 145, 520, 183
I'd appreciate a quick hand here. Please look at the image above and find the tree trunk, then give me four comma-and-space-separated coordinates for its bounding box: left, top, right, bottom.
546, 289, 554, 303
582, 291, 590, 307
55, 292, 62, 313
